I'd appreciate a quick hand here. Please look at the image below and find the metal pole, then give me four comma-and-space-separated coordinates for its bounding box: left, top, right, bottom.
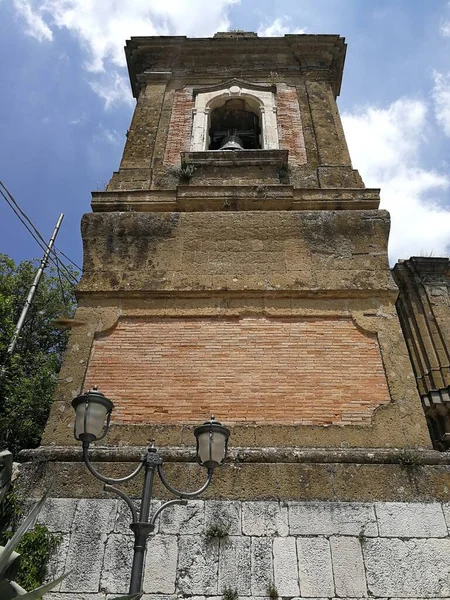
129, 453, 156, 595
7, 213, 64, 355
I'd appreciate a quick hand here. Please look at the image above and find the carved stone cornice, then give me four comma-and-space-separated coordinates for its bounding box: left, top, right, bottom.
125, 34, 346, 98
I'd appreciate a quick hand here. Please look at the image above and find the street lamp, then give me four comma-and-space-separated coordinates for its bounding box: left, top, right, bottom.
72, 387, 230, 597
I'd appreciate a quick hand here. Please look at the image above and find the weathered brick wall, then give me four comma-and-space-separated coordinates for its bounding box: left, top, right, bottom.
163, 88, 194, 166
42, 498, 450, 599
163, 84, 308, 167
85, 316, 390, 426
276, 84, 307, 165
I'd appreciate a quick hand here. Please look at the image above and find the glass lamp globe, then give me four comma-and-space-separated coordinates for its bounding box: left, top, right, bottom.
194, 416, 230, 468
72, 387, 114, 443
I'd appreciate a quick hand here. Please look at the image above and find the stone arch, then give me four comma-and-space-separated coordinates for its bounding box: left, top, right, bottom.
191, 82, 279, 151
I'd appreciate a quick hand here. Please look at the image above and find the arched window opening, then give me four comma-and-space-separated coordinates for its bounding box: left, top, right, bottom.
209, 98, 261, 150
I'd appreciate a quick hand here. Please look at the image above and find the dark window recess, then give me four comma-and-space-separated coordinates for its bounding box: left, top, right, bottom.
209, 99, 261, 150
424, 400, 450, 451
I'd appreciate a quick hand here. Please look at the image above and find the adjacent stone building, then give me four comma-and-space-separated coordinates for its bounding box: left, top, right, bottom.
19, 32, 450, 599
393, 256, 450, 450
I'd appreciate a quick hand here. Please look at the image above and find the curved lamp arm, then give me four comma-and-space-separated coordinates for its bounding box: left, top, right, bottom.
150, 498, 188, 525
104, 484, 138, 522
82, 443, 144, 485
157, 463, 214, 499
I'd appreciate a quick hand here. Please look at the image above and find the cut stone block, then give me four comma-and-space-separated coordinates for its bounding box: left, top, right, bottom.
218, 536, 252, 595
273, 537, 300, 597
114, 498, 143, 534
100, 533, 134, 594
364, 537, 450, 597
330, 536, 367, 597
205, 500, 241, 535
242, 501, 288, 536
159, 499, 204, 534
376, 502, 447, 537
60, 532, 107, 592
72, 498, 118, 535
289, 501, 377, 536
143, 535, 178, 594
297, 537, 334, 597
251, 536, 274, 596
38, 498, 78, 533
44, 533, 70, 592
48, 595, 106, 600
438, 503, 450, 535
177, 535, 219, 595
137, 596, 177, 600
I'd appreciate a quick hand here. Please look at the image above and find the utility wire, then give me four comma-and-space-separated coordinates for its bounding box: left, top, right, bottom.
54, 246, 82, 271
0, 181, 78, 285
0, 181, 79, 285
0, 187, 75, 287
0, 181, 79, 283
55, 258, 68, 309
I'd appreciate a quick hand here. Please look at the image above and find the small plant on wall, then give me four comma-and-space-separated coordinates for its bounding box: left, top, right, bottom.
267, 581, 279, 600
170, 163, 196, 183
204, 522, 230, 541
222, 585, 239, 600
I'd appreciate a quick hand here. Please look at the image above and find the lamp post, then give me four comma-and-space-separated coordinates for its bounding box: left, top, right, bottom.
72, 387, 230, 597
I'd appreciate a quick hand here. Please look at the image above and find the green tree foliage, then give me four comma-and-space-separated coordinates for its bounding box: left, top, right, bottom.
0, 254, 77, 456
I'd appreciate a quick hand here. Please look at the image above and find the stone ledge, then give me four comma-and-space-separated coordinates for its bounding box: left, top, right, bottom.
19, 446, 450, 465
181, 150, 288, 167
16, 460, 450, 501
91, 187, 380, 212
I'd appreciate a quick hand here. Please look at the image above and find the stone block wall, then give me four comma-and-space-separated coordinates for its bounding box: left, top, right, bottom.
41, 498, 450, 599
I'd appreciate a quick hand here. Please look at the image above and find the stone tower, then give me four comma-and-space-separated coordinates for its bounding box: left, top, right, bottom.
23, 32, 450, 600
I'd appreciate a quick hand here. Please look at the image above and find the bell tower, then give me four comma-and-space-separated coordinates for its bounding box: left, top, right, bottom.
47, 30, 427, 449
23, 31, 450, 600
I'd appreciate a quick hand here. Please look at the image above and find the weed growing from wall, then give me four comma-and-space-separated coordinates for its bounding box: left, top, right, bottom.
222, 585, 239, 600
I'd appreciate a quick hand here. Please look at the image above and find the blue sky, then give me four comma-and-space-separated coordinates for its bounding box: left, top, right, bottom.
1, 0, 450, 269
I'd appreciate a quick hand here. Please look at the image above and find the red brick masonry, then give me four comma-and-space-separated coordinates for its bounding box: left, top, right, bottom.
276, 85, 307, 165
85, 317, 390, 425
163, 85, 307, 166
164, 88, 195, 165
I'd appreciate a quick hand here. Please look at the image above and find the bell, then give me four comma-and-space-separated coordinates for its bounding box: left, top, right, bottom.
219, 134, 244, 150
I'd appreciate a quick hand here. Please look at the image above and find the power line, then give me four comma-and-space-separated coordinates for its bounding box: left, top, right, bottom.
55, 256, 68, 309
54, 246, 82, 271
0, 181, 79, 282
0, 187, 76, 287
0, 181, 78, 284
0, 181, 79, 285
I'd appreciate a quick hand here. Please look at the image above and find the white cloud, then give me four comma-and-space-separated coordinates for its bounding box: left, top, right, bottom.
13, 0, 53, 41
441, 21, 450, 36
441, 1, 450, 36
257, 17, 305, 37
93, 125, 121, 145
13, 0, 237, 104
432, 70, 450, 137
89, 71, 133, 110
342, 99, 450, 263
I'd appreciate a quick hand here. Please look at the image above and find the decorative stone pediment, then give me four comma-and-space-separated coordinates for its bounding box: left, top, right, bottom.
193, 78, 275, 96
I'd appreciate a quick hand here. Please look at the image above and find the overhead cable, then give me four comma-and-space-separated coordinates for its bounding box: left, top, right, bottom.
0, 181, 79, 285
